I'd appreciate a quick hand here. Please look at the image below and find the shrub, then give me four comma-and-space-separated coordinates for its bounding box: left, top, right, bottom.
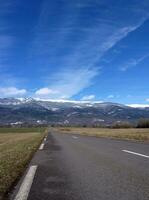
137, 119, 149, 128
111, 121, 133, 129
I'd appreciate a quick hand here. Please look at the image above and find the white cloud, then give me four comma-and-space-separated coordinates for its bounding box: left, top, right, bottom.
29, 1, 149, 70
107, 95, 114, 99
146, 98, 149, 102
0, 87, 27, 97
28, 1, 149, 100
120, 53, 149, 71
35, 88, 59, 96
81, 95, 95, 101
127, 104, 149, 108
99, 26, 138, 55
35, 67, 99, 99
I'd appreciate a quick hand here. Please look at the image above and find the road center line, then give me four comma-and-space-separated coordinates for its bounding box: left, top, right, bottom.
14, 165, 37, 200
72, 136, 78, 139
122, 150, 149, 158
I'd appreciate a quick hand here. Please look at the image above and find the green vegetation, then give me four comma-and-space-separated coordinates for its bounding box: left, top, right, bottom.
0, 127, 46, 134
111, 122, 133, 129
52, 127, 149, 142
0, 127, 47, 200
137, 119, 149, 128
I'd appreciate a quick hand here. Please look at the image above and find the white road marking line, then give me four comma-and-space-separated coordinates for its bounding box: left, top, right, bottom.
39, 143, 44, 150
14, 165, 37, 200
72, 136, 78, 139
122, 150, 149, 158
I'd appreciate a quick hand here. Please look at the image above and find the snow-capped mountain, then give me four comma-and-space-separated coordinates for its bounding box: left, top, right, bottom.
0, 98, 149, 126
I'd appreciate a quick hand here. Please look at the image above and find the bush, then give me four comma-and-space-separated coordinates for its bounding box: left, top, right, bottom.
111, 122, 133, 129
137, 119, 149, 128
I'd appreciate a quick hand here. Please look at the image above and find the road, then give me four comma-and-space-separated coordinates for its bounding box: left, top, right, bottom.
11, 132, 149, 200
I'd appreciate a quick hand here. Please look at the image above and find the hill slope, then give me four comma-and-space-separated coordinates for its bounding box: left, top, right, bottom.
0, 98, 149, 126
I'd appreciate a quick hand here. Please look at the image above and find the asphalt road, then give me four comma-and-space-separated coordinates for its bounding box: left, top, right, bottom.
11, 132, 149, 200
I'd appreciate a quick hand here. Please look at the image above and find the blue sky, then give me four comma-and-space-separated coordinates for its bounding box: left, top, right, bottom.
0, 0, 149, 104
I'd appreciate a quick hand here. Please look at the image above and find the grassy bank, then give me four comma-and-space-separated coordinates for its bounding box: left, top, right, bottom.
0, 127, 46, 134
0, 127, 47, 200
52, 127, 149, 142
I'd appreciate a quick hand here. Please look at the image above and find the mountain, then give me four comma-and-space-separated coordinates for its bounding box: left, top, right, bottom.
0, 98, 149, 126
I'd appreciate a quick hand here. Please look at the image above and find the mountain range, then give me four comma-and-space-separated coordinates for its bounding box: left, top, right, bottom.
0, 98, 149, 126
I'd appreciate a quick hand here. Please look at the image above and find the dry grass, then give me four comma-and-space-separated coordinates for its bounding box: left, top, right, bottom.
52, 127, 149, 142
0, 128, 47, 200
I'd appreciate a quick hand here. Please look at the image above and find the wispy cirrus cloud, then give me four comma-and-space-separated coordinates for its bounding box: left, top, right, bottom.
107, 95, 114, 99
120, 53, 149, 71
27, 0, 149, 100
30, 3, 148, 65
30, 0, 148, 63
0, 1, 17, 69
0, 0, 149, 100
81, 95, 95, 101
0, 0, 27, 96
35, 67, 99, 99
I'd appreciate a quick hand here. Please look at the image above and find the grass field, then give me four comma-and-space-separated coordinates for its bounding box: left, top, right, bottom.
0, 127, 47, 200
0, 127, 46, 134
52, 127, 149, 142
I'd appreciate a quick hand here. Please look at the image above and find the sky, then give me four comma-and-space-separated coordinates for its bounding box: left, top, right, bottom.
0, 0, 149, 105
